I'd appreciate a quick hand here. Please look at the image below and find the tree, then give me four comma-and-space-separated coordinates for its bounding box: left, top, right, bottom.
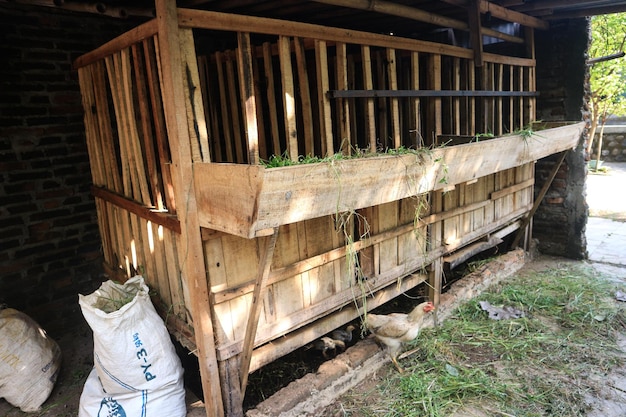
587, 13, 626, 168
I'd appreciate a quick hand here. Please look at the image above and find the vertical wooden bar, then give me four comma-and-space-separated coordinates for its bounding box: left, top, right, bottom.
144, 36, 176, 211
469, 63, 476, 135
453, 57, 461, 136
386, 48, 401, 149
215, 52, 235, 162
361, 45, 376, 152
236, 32, 260, 165
262, 42, 282, 157
375, 50, 388, 149
509, 64, 515, 133
252, 47, 267, 161
315, 39, 334, 156
278, 36, 299, 162
496, 63, 503, 136
428, 190, 443, 306
131, 44, 164, 210
294, 37, 315, 157
154, 1, 224, 416
427, 54, 442, 144
518, 66, 524, 130
180, 28, 211, 163
226, 52, 245, 163
410, 52, 422, 147
336, 42, 351, 155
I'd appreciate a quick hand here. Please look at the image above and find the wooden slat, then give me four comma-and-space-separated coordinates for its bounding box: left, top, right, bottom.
262, 42, 282, 157
315, 39, 334, 156
131, 43, 165, 210
453, 57, 461, 135
215, 52, 235, 162
181, 28, 211, 163
294, 37, 315, 157
226, 51, 245, 163
410, 52, 422, 147
143, 36, 177, 212
278, 36, 299, 161
428, 54, 443, 144
336, 42, 352, 154
236, 32, 261, 165
386, 48, 401, 149
361, 45, 376, 152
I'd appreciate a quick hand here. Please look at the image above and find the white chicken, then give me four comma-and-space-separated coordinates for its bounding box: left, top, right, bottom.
365, 301, 435, 372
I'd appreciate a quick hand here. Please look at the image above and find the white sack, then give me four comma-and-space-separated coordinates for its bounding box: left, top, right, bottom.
0, 308, 61, 412
79, 367, 186, 417
78, 276, 186, 417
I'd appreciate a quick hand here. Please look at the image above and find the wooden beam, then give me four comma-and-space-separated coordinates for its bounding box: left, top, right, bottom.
439, 0, 549, 30
239, 227, 279, 395
468, 0, 484, 67
311, 0, 524, 44
178, 9, 526, 54
154, 1, 224, 416
74, 20, 158, 69
328, 90, 539, 98
91, 186, 181, 233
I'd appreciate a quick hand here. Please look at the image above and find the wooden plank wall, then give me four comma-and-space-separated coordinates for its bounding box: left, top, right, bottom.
76, 33, 200, 332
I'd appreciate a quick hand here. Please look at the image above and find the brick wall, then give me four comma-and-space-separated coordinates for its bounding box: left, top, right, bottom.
534, 18, 590, 259
0, 3, 139, 332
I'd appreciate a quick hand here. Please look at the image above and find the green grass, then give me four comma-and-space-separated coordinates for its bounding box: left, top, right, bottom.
332, 263, 626, 417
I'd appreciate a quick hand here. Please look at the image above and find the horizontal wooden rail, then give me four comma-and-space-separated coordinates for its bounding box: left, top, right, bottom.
328, 90, 540, 98
177, 8, 535, 67
91, 186, 181, 233
74, 19, 158, 69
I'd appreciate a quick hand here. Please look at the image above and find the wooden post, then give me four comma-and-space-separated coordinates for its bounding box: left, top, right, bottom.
240, 228, 280, 394
154, 1, 224, 416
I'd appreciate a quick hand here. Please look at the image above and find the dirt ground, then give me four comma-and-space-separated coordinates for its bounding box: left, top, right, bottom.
1, 258, 625, 417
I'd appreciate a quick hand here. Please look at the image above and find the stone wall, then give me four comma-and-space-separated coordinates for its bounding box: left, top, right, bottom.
534, 17, 590, 259
590, 126, 626, 162
0, 4, 140, 331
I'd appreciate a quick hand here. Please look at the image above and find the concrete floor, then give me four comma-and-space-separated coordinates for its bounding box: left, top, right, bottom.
587, 162, 626, 271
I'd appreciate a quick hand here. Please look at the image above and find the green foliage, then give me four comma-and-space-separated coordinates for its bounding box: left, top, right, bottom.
588, 13, 626, 156
589, 13, 626, 119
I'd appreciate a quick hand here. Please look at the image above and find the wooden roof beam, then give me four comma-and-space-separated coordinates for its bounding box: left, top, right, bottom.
311, 0, 524, 44
542, 4, 626, 19
468, 0, 484, 66
439, 0, 550, 30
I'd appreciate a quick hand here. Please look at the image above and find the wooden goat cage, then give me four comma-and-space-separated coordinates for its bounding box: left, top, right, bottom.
74, 3, 584, 416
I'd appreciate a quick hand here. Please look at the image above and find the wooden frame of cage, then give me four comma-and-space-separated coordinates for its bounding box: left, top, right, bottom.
74, 1, 584, 416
